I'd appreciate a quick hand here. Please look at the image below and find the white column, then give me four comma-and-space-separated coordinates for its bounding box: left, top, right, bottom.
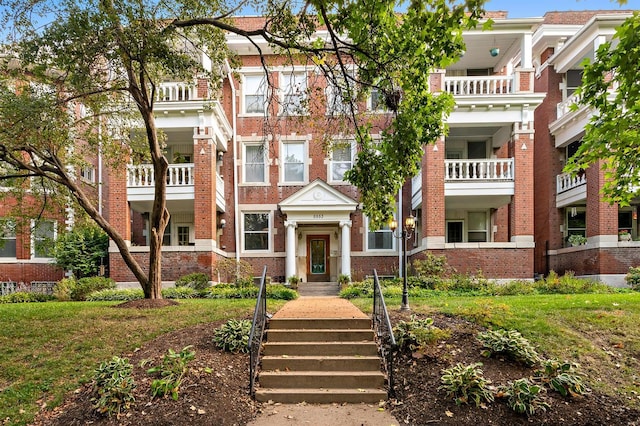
521, 33, 533, 68
340, 220, 352, 277
285, 220, 297, 279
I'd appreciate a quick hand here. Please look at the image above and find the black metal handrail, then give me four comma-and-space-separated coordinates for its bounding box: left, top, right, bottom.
248, 266, 268, 397
372, 269, 397, 397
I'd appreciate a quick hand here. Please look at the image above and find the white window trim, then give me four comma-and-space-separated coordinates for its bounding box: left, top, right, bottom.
328, 140, 355, 184
30, 219, 57, 259
176, 223, 195, 246
367, 87, 388, 113
365, 216, 396, 252
325, 71, 357, 116
467, 211, 489, 243
241, 141, 269, 185
241, 73, 269, 117
279, 137, 310, 185
242, 211, 272, 253
446, 219, 464, 244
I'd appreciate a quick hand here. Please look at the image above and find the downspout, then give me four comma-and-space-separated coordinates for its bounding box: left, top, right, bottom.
224, 59, 240, 263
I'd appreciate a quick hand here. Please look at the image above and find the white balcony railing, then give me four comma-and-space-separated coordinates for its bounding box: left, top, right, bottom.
127, 163, 195, 187
445, 159, 514, 181
156, 82, 200, 102
444, 76, 514, 96
556, 92, 582, 119
557, 171, 586, 194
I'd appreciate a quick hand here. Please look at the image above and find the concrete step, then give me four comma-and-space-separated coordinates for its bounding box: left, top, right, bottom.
297, 282, 340, 297
259, 371, 385, 389
268, 318, 371, 330
263, 341, 379, 356
261, 355, 381, 372
266, 329, 374, 342
254, 388, 387, 404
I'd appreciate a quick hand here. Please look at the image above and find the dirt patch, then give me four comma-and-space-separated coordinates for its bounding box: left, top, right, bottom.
114, 299, 179, 309
33, 311, 640, 425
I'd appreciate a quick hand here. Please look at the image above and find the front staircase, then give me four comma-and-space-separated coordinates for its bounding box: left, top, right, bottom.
254, 316, 388, 403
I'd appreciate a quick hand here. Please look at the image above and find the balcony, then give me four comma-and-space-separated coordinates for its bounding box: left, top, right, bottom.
126, 163, 226, 212
556, 171, 586, 208
444, 76, 514, 96
556, 92, 582, 120
445, 159, 514, 209
156, 82, 202, 102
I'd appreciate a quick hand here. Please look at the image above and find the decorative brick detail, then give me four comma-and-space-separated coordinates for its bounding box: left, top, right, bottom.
106, 162, 130, 240
423, 139, 445, 239
510, 132, 534, 238
586, 160, 618, 237
194, 138, 216, 241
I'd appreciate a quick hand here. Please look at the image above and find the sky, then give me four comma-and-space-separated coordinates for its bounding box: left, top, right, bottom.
484, 0, 640, 18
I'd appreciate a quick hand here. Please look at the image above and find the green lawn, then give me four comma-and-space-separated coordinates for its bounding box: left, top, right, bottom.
3, 293, 640, 425
0, 299, 286, 426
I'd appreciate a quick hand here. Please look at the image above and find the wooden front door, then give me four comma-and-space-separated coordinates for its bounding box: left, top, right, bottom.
306, 235, 330, 282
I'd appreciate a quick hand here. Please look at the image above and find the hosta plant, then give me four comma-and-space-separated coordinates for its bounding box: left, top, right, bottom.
497, 378, 550, 416
534, 358, 590, 397
477, 329, 541, 366
213, 319, 252, 353
91, 356, 136, 417
144, 346, 195, 401
439, 362, 495, 407
393, 315, 450, 352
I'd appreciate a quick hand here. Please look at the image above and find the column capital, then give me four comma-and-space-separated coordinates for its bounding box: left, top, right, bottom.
284, 220, 297, 229
339, 220, 352, 228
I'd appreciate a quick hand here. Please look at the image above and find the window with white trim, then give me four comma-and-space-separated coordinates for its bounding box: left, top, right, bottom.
243, 74, 267, 114
0, 219, 16, 258
243, 212, 270, 251
281, 141, 305, 183
243, 143, 267, 183
369, 87, 386, 111
281, 72, 307, 115
80, 166, 95, 183
32, 220, 56, 258
330, 142, 354, 182
326, 72, 356, 115
366, 218, 394, 251
566, 208, 586, 238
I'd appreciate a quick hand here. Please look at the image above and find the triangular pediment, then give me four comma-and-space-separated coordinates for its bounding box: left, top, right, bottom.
279, 179, 358, 214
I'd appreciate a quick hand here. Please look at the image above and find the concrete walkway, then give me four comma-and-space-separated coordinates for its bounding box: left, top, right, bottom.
248, 297, 399, 426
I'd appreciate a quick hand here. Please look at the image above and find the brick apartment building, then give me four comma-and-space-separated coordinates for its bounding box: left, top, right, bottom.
2, 10, 637, 289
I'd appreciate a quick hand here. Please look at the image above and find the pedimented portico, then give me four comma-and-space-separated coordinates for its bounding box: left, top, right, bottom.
279, 179, 358, 282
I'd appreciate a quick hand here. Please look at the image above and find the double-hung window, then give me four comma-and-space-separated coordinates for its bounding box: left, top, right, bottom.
330, 142, 354, 183
326, 72, 355, 115
243, 143, 267, 183
32, 220, 56, 258
0, 219, 16, 258
243, 74, 267, 114
366, 218, 394, 251
467, 212, 488, 242
281, 141, 305, 183
281, 72, 307, 115
243, 212, 270, 251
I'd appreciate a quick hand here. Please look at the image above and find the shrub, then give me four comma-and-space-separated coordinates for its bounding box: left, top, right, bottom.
497, 378, 549, 416
91, 356, 136, 417
533, 359, 590, 397
625, 266, 640, 291
412, 253, 450, 278
162, 287, 197, 299
213, 319, 252, 353
86, 289, 144, 302
534, 270, 613, 294
70, 277, 117, 301
266, 285, 298, 300
174, 272, 210, 290
339, 280, 373, 299
477, 329, 541, 366
492, 280, 536, 296
0, 292, 53, 304
144, 346, 195, 401
53, 278, 76, 301
54, 224, 108, 279
439, 363, 495, 407
393, 316, 450, 352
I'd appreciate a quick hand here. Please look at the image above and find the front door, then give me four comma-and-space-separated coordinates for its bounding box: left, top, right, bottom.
307, 235, 330, 282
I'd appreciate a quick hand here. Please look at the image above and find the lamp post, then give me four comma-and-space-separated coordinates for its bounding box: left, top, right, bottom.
389, 214, 416, 311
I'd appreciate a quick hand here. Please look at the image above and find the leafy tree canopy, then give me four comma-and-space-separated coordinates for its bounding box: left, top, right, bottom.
564, 11, 640, 206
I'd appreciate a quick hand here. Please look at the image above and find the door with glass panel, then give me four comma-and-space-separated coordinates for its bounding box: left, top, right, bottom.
306, 235, 330, 282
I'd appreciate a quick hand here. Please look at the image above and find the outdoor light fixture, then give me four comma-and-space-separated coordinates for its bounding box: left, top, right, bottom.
489, 47, 500, 57
389, 214, 416, 311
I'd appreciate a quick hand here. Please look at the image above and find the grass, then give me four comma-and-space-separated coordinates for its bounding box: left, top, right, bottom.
352, 292, 640, 402
0, 298, 286, 426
